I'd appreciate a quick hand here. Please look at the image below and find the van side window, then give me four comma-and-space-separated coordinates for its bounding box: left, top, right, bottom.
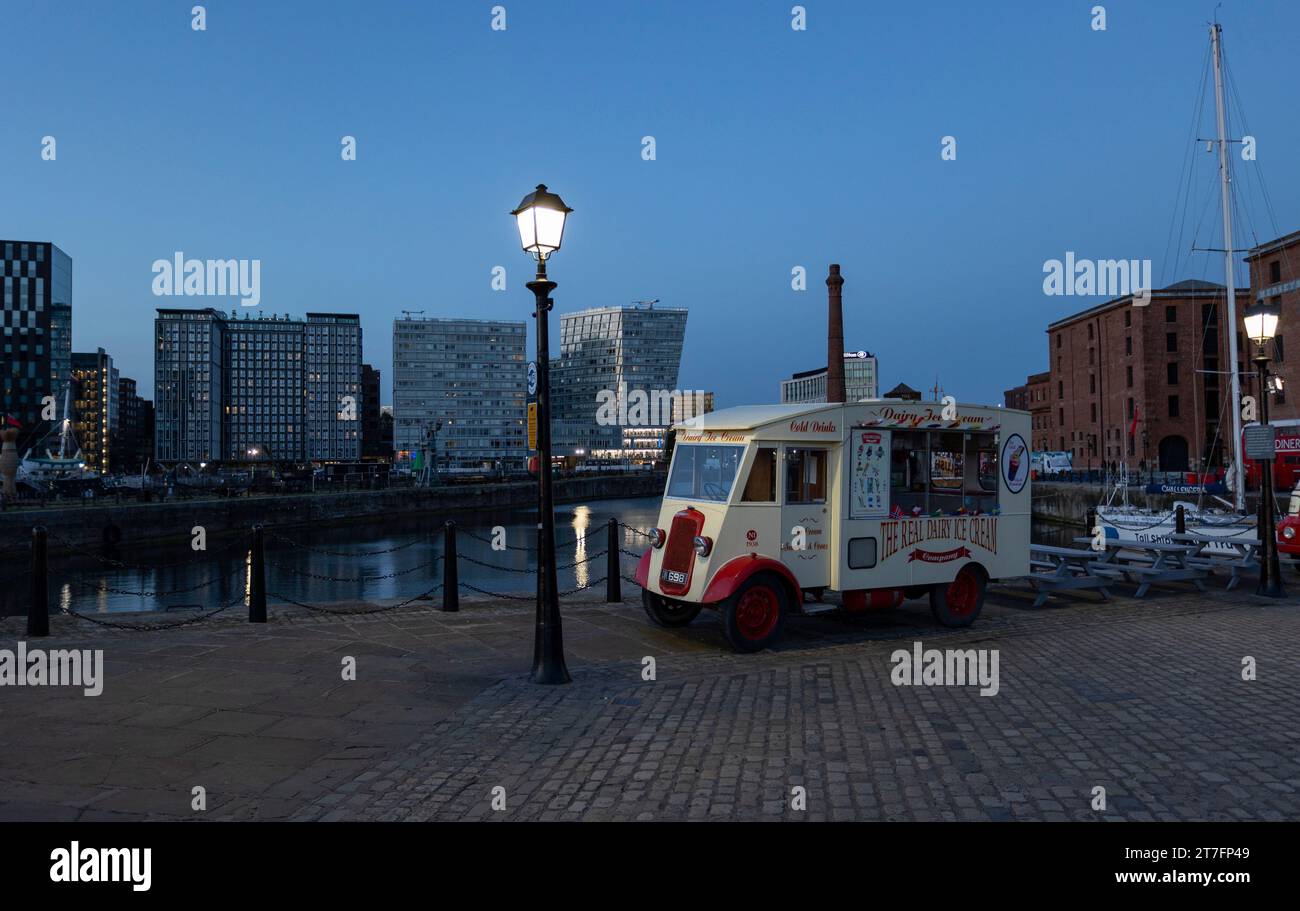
741, 447, 777, 502
784, 448, 827, 504
968, 431, 998, 513
890, 431, 928, 514
929, 431, 965, 514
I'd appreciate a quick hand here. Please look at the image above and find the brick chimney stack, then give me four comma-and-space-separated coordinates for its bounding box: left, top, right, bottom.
826, 264, 846, 403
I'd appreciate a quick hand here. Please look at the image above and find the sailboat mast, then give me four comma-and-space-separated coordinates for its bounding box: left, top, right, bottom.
1211, 23, 1246, 512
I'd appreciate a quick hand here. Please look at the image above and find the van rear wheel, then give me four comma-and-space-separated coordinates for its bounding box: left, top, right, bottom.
722, 573, 789, 653
642, 590, 702, 628
930, 565, 986, 628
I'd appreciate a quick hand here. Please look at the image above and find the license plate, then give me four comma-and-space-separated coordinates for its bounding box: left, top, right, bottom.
662, 570, 687, 585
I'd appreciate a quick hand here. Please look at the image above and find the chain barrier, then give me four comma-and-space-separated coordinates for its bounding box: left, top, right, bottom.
457, 525, 601, 553
266, 583, 444, 616
67, 564, 247, 599
267, 530, 427, 558
265, 555, 441, 583
61, 593, 247, 631
556, 549, 608, 569
16, 517, 646, 627
460, 575, 609, 601
618, 522, 655, 539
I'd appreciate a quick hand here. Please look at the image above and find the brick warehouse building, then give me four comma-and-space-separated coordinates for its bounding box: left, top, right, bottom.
1046, 280, 1248, 473
1246, 230, 1298, 422
1004, 371, 1051, 452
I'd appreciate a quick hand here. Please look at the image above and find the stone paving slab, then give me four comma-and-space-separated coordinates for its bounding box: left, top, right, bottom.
0, 581, 1297, 821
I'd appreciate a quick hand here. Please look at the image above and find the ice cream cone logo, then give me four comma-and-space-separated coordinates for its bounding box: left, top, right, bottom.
1002, 433, 1029, 494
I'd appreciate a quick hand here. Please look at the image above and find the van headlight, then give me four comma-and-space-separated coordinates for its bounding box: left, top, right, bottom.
649, 528, 666, 549
692, 535, 713, 557
1284, 526, 1296, 540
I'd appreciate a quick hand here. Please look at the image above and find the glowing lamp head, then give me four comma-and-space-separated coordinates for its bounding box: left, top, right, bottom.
1244, 299, 1280, 346
511, 184, 572, 259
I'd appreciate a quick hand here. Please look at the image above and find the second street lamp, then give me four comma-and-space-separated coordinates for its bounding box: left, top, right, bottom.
1243, 299, 1286, 598
512, 184, 574, 685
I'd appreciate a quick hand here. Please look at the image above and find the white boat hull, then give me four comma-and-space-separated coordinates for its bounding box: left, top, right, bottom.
1097, 506, 1256, 555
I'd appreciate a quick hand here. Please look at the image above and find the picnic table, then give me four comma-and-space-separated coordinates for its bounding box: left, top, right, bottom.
1025, 544, 1116, 608
1072, 537, 1209, 598
1172, 532, 1262, 591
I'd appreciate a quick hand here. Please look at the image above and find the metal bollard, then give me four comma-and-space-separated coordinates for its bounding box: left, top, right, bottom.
1175, 504, 1186, 535
249, 525, 267, 623
28, 526, 48, 637
441, 520, 459, 612
606, 518, 621, 603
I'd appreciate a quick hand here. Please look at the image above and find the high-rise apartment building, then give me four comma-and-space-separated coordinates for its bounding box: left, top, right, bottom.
1, 240, 72, 450
115, 376, 153, 473
392, 317, 527, 471
71, 348, 118, 475
154, 308, 361, 463
154, 308, 226, 462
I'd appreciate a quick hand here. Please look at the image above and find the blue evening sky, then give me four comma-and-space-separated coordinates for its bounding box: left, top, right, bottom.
3, 0, 1297, 406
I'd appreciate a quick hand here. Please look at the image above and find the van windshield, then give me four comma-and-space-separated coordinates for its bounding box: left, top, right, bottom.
667, 444, 744, 502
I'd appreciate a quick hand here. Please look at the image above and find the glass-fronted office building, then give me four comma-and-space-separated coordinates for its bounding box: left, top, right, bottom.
780, 351, 879, 404
1, 240, 72, 450
550, 303, 688, 460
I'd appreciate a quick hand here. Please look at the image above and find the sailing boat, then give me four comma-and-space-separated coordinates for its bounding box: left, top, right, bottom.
1096, 22, 1259, 555
17, 384, 97, 484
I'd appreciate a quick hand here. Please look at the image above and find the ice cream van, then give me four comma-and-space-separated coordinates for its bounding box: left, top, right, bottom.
634, 400, 1031, 652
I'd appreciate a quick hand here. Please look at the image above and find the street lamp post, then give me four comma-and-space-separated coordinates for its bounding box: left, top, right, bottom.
513, 184, 574, 685
1244, 299, 1286, 598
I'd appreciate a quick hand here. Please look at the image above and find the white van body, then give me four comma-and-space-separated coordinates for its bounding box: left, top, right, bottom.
634, 399, 1031, 651
1032, 451, 1073, 477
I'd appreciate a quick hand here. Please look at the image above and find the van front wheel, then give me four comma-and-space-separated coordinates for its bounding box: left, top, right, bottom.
642, 590, 702, 628
722, 573, 789, 653
930, 565, 986, 628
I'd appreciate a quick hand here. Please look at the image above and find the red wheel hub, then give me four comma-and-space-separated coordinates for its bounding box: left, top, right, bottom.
945, 567, 979, 617
735, 586, 779, 640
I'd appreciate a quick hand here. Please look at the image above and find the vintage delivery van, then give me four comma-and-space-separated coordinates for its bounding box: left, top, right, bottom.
634, 399, 1031, 651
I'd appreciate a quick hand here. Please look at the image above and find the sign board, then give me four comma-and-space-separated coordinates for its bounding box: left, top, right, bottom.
849, 430, 889, 518
527, 362, 538, 396
1244, 424, 1277, 461
527, 402, 537, 450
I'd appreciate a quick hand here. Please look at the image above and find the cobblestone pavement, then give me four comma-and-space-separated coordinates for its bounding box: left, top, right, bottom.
1, 582, 1298, 821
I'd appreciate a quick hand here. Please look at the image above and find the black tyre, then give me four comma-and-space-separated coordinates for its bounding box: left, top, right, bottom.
722, 572, 789, 653
642, 589, 703, 628
929, 564, 986, 628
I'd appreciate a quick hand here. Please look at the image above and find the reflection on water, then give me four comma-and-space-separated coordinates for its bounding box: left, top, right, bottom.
0, 501, 1081, 617
0, 497, 663, 616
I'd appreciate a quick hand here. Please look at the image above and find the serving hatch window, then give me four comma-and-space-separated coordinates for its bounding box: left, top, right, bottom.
890, 429, 1000, 514
667, 444, 744, 502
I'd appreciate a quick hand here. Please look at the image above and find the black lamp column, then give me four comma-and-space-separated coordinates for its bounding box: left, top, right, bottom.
529, 257, 570, 684
1254, 348, 1286, 598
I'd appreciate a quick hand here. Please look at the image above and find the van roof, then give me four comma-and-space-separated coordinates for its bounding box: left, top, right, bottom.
673, 399, 1025, 434
673, 402, 840, 432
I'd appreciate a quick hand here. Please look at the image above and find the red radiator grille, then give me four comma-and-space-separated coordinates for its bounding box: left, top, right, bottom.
659, 509, 704, 595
